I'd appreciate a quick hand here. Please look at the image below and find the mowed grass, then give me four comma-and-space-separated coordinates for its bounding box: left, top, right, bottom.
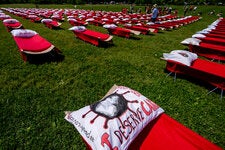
0, 4, 225, 149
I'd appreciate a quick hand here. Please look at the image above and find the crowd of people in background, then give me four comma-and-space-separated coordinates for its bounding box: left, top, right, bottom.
121, 3, 223, 21
124, 4, 178, 17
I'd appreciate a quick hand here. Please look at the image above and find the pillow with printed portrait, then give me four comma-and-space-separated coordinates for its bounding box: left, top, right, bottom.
65, 85, 164, 150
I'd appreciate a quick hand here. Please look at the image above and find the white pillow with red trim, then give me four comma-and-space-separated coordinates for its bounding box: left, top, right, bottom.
65, 85, 164, 150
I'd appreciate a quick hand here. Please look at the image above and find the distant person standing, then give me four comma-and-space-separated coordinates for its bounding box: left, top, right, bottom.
151, 4, 159, 23
183, 5, 188, 16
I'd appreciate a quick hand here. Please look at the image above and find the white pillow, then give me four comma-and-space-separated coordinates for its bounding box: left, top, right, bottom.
11, 29, 38, 38
163, 50, 198, 66
3, 18, 19, 24
68, 18, 77, 22
86, 18, 94, 22
192, 33, 206, 38
196, 29, 209, 34
102, 18, 109, 21
41, 19, 52, 23
65, 85, 164, 150
124, 23, 132, 27
68, 26, 86, 32
103, 24, 117, 29
181, 38, 201, 46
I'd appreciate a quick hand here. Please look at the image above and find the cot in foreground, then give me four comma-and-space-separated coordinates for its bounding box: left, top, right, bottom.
69, 26, 113, 47
11, 29, 63, 63
162, 50, 225, 99
128, 113, 221, 150
65, 85, 222, 150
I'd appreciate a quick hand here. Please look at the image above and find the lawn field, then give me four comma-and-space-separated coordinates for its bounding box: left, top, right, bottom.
0, 4, 225, 149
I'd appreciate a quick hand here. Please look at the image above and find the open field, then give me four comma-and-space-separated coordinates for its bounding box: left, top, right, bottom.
0, 4, 225, 149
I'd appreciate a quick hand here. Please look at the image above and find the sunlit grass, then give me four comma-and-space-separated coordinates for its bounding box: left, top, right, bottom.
0, 4, 225, 149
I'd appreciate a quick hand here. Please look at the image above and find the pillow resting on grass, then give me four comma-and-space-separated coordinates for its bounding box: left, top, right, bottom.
163, 50, 198, 66
11, 29, 38, 38
65, 85, 164, 150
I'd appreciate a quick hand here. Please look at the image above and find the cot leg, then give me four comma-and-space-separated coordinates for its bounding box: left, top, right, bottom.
166, 72, 173, 77
166, 72, 176, 82
174, 73, 176, 82
207, 87, 218, 95
221, 89, 223, 100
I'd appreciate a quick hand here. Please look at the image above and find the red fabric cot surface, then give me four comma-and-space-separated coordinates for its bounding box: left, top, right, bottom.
189, 42, 225, 61
165, 59, 225, 90
128, 114, 222, 150
73, 29, 111, 46
3, 22, 22, 28
124, 25, 150, 35
69, 20, 87, 26
205, 33, 225, 39
13, 34, 52, 53
107, 27, 132, 38
84, 113, 222, 150
199, 37, 225, 46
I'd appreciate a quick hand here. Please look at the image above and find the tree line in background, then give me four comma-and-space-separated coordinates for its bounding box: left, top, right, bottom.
0, 0, 223, 5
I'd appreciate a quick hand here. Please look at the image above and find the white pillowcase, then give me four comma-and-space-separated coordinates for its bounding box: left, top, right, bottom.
181, 38, 201, 46
68, 26, 86, 32
192, 33, 206, 38
3, 18, 19, 24
86, 18, 94, 22
68, 18, 77, 22
41, 19, 52, 23
65, 85, 164, 150
11, 29, 38, 38
163, 50, 198, 66
103, 24, 117, 29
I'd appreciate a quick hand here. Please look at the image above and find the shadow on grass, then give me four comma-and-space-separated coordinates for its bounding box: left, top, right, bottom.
128, 36, 141, 40
26, 48, 65, 64
163, 69, 224, 98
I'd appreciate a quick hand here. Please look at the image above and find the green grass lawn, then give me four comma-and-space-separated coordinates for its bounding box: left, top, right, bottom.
0, 4, 225, 149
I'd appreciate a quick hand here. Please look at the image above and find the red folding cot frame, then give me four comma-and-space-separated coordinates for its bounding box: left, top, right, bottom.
164, 58, 225, 99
